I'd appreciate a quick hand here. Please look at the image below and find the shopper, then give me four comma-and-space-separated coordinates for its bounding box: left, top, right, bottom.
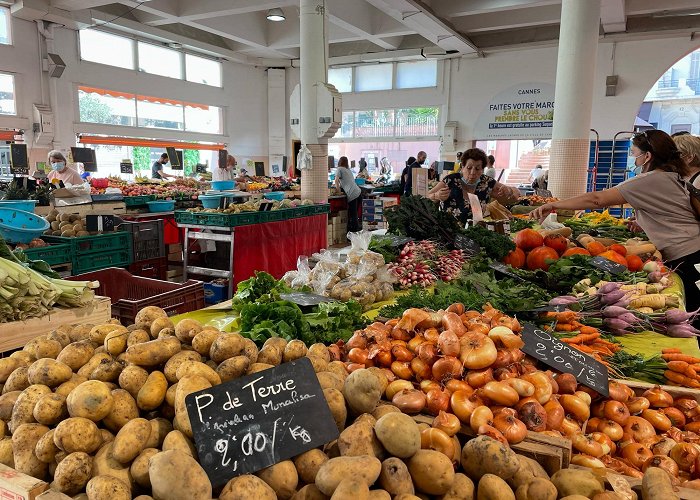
531, 130, 700, 328
356, 160, 371, 180
152, 153, 177, 180
428, 161, 438, 181
212, 155, 236, 182
358, 157, 367, 174
399, 156, 415, 195
529, 164, 545, 185
401, 151, 427, 196
484, 155, 496, 179
335, 156, 361, 234
673, 134, 700, 188
47, 150, 84, 185
427, 148, 520, 223
533, 169, 549, 191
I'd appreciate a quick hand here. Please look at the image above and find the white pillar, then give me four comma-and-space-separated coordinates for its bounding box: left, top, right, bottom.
300, 0, 329, 203
548, 0, 601, 199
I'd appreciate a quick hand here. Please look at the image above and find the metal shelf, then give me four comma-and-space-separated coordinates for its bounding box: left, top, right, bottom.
182, 225, 235, 299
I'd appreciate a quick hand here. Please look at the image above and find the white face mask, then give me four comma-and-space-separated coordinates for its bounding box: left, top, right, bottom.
630, 153, 649, 175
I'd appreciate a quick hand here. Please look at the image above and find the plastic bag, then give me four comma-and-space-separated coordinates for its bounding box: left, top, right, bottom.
310, 268, 337, 295
290, 256, 311, 289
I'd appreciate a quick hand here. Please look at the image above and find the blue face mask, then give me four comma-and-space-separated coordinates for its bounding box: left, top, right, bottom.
51, 162, 64, 171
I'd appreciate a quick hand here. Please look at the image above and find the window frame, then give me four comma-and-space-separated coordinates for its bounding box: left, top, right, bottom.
330, 60, 440, 93
137, 40, 185, 80
184, 52, 223, 88
0, 71, 17, 117
0, 6, 11, 46
78, 29, 136, 70
330, 106, 441, 141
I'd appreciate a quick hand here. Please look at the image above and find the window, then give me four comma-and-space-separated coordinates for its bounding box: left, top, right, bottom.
0, 7, 11, 45
355, 110, 395, 137
137, 98, 184, 131
185, 54, 222, 87
138, 42, 182, 79
331, 107, 439, 139
184, 105, 222, 134
0, 73, 15, 116
355, 63, 393, 92
337, 112, 354, 138
328, 68, 352, 93
396, 60, 437, 89
396, 107, 439, 136
79, 30, 135, 70
78, 88, 136, 126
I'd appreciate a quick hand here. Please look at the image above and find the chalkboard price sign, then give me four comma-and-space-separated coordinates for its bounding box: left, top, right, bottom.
10, 144, 29, 175
186, 358, 339, 488
454, 234, 481, 255
590, 256, 626, 275
489, 261, 527, 282
280, 292, 335, 307
120, 163, 133, 174
520, 323, 609, 396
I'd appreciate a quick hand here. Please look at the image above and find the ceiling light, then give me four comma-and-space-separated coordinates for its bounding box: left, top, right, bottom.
266, 8, 286, 22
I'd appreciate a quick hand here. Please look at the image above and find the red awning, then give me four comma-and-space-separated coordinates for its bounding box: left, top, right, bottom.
77, 135, 225, 151
78, 86, 209, 110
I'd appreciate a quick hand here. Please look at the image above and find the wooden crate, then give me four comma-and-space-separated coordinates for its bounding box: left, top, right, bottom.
616, 378, 700, 404
0, 463, 48, 499
0, 297, 111, 353
37, 202, 127, 218
413, 414, 572, 474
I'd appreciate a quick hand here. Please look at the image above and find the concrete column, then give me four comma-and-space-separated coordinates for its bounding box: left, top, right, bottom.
300, 0, 329, 203
548, 0, 601, 198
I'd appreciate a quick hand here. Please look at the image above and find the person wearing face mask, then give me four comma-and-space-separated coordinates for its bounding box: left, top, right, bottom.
673, 133, 700, 189
531, 130, 700, 327
402, 151, 427, 196
46, 151, 84, 185
427, 148, 520, 223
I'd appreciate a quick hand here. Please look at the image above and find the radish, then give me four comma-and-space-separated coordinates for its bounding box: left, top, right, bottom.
601, 306, 631, 318
664, 308, 700, 324
603, 317, 636, 331
642, 260, 660, 273
611, 297, 631, 308
598, 282, 622, 294
647, 271, 668, 283
599, 290, 628, 305
665, 324, 700, 338
549, 296, 579, 306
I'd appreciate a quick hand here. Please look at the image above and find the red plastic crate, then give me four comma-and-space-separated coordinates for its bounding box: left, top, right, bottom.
128, 257, 167, 280
69, 268, 204, 324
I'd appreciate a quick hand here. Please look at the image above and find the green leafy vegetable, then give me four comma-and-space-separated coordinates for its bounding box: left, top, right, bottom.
232, 271, 290, 310
385, 196, 463, 246
460, 225, 515, 260
239, 300, 312, 345
304, 300, 367, 343
368, 237, 399, 263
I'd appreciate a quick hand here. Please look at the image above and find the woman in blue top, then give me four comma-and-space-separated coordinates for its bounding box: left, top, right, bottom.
335, 156, 362, 234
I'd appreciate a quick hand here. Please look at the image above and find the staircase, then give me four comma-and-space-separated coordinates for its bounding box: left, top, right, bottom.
502, 149, 551, 186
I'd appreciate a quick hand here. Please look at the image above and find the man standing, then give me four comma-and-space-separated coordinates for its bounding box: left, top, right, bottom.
152, 153, 177, 180
529, 164, 544, 185
401, 150, 427, 196
484, 155, 496, 178
358, 157, 367, 173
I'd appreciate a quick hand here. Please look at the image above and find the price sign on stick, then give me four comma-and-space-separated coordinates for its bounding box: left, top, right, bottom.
186, 358, 339, 488
467, 193, 483, 223
590, 256, 626, 275
119, 162, 133, 174
520, 323, 609, 396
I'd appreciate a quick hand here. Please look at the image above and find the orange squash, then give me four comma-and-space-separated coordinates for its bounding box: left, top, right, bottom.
544, 234, 569, 256
562, 247, 591, 257
598, 250, 629, 268
609, 244, 627, 257
526, 246, 559, 271
586, 241, 607, 256
626, 254, 643, 272
514, 229, 544, 251
503, 248, 526, 269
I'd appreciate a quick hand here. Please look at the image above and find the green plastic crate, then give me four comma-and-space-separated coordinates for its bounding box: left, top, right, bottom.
45, 232, 132, 256
263, 209, 289, 223
124, 195, 157, 207
72, 249, 132, 275
174, 210, 263, 227
23, 243, 72, 266
310, 204, 330, 215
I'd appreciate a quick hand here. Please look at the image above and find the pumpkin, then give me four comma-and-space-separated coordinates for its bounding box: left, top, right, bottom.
526, 246, 559, 271
514, 228, 544, 251
598, 250, 628, 268
544, 234, 568, 255
626, 254, 643, 272
503, 248, 526, 269
609, 244, 627, 257
562, 247, 591, 257
586, 241, 607, 256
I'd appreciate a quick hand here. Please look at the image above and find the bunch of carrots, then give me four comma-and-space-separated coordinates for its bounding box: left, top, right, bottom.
662, 348, 700, 388
541, 310, 622, 366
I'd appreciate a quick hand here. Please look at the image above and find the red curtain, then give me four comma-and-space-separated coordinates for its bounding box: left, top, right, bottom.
233, 215, 327, 287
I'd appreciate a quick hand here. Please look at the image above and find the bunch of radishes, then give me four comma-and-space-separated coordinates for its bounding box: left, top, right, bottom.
436, 250, 466, 282
389, 261, 438, 288
390, 241, 466, 288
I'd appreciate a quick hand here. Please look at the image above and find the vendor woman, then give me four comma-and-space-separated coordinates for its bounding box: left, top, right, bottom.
531, 130, 700, 328
47, 150, 84, 185
427, 148, 520, 223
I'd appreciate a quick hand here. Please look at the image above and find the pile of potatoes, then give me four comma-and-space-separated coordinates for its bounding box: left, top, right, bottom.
44, 210, 91, 237
0, 305, 679, 499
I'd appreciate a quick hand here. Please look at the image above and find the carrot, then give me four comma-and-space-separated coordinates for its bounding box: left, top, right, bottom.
555, 311, 578, 323
662, 348, 682, 354
664, 370, 700, 388
578, 325, 599, 336
555, 324, 577, 332
666, 361, 698, 380
575, 345, 597, 354
662, 353, 700, 363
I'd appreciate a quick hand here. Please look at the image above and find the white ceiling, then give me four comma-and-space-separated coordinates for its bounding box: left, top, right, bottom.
7, 0, 700, 64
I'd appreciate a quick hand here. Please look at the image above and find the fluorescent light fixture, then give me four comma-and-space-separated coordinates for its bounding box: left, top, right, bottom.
266, 8, 286, 21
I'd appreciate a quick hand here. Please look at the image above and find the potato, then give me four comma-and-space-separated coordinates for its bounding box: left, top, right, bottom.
0, 437, 13, 467
217, 356, 250, 382
439, 472, 475, 500
127, 329, 150, 347
210, 333, 246, 363
100, 429, 115, 445
67, 380, 114, 420
283, 340, 308, 362
55, 374, 87, 398
24, 337, 62, 359
248, 362, 274, 374
112, 418, 151, 464
86, 475, 131, 500
323, 388, 347, 432
102, 389, 139, 432
174, 319, 202, 343
77, 353, 111, 379
53, 452, 93, 495
372, 404, 400, 420
134, 306, 168, 329
307, 355, 329, 373
165, 383, 177, 407
12, 423, 49, 478
10, 384, 52, 433
256, 460, 298, 499
35, 429, 59, 463
291, 484, 328, 500
145, 418, 172, 449
91, 443, 132, 487
0, 420, 6, 439
461, 435, 520, 482
220, 474, 276, 499
123, 337, 181, 366
150, 317, 174, 338
90, 325, 127, 345
54, 417, 102, 454
157, 328, 175, 339
374, 412, 421, 458
33, 393, 67, 425
379, 457, 414, 496
57, 341, 95, 371
46, 329, 72, 348
173, 375, 211, 438
342, 369, 382, 415
0, 358, 18, 383
27, 358, 73, 387
175, 360, 221, 385
508, 455, 550, 490
294, 449, 329, 484
118, 365, 149, 398
191, 330, 219, 356
332, 478, 370, 500
104, 329, 129, 356
477, 474, 514, 500
515, 477, 557, 500
163, 350, 202, 383
89, 358, 123, 383
137, 371, 168, 411
308, 343, 330, 362
551, 469, 604, 499
130, 448, 158, 489
242, 338, 259, 364
338, 415, 383, 458
3, 365, 29, 394
327, 361, 347, 380
316, 456, 382, 495
149, 450, 212, 500
68, 324, 93, 343
408, 450, 455, 495
318, 371, 344, 392
161, 430, 196, 457
0, 391, 19, 420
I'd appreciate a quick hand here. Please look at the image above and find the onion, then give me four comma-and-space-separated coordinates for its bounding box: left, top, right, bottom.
477, 424, 508, 445
641, 409, 672, 432
346, 362, 364, 372
425, 388, 450, 416
502, 378, 535, 398
555, 373, 577, 394
604, 400, 630, 426
450, 390, 483, 424
652, 437, 678, 457
590, 431, 615, 455
488, 326, 524, 349
480, 381, 519, 406
661, 407, 686, 428
438, 330, 460, 357
644, 455, 679, 478
521, 371, 553, 405
491, 349, 514, 369
670, 443, 699, 472
469, 405, 494, 433
674, 397, 700, 420
416, 342, 438, 366
574, 391, 592, 407
392, 389, 426, 414
560, 394, 591, 423
459, 333, 498, 370
420, 379, 441, 394
432, 410, 461, 437
348, 347, 371, 366
608, 381, 630, 403
627, 397, 650, 415
420, 427, 455, 458
493, 413, 528, 444
643, 386, 674, 408
445, 379, 471, 395
407, 335, 425, 353
571, 433, 605, 457
410, 357, 432, 381
621, 442, 653, 470
585, 417, 603, 433
544, 399, 565, 431
431, 356, 462, 382
493, 367, 517, 381
391, 360, 412, 380
570, 454, 606, 469
624, 416, 656, 443
346, 332, 368, 350
559, 415, 582, 436
423, 328, 440, 344
466, 368, 494, 388
391, 345, 414, 362
598, 419, 624, 441
371, 349, 392, 368
386, 380, 414, 400
518, 401, 547, 432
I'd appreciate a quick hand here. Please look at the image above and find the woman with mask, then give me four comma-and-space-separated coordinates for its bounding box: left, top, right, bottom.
427, 147, 520, 223
531, 130, 700, 328
673, 133, 700, 188
46, 150, 84, 185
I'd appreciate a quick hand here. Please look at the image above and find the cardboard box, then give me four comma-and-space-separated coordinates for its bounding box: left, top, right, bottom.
168, 243, 183, 253
167, 252, 183, 263
37, 491, 72, 499
0, 463, 48, 500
